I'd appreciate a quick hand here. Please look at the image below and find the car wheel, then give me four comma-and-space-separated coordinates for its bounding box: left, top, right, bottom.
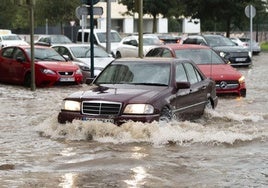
24, 73, 31, 87
205, 98, 213, 110
240, 89, 246, 97
116, 52, 121, 59
159, 107, 173, 122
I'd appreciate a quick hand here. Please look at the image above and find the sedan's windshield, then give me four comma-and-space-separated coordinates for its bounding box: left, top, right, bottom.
205, 36, 236, 47
97, 32, 122, 43
95, 62, 170, 86
175, 49, 224, 65
70, 46, 110, 58
25, 48, 66, 61
2, 35, 22, 40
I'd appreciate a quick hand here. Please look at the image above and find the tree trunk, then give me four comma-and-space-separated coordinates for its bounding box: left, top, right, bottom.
152, 14, 157, 33
226, 18, 231, 37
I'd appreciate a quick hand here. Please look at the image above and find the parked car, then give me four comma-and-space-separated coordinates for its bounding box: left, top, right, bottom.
35, 35, 73, 46
0, 45, 83, 87
157, 34, 181, 44
146, 44, 246, 97
183, 34, 252, 67
76, 29, 122, 56
0, 34, 29, 49
115, 35, 163, 58
52, 44, 114, 77
230, 37, 261, 55
58, 58, 218, 125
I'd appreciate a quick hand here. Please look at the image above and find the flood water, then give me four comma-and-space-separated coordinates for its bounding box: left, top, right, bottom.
0, 53, 267, 187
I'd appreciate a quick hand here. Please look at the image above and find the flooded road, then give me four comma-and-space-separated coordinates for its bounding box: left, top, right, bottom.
0, 53, 267, 187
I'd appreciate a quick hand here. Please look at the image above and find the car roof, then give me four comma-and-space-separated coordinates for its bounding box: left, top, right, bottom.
51, 43, 97, 48
112, 57, 191, 64
159, 44, 210, 50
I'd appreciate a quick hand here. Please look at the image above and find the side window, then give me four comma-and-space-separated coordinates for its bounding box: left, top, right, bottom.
13, 48, 26, 61
1, 47, 14, 59
61, 47, 72, 59
184, 63, 200, 84
175, 63, 188, 82
146, 48, 162, 57
162, 49, 172, 57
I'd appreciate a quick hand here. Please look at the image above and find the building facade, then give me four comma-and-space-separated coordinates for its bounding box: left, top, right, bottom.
82, 1, 168, 34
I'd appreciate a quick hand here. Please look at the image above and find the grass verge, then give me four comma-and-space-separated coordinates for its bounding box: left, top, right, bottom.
261, 42, 268, 52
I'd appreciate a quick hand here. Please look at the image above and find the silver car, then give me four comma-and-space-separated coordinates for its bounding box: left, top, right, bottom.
52, 44, 114, 78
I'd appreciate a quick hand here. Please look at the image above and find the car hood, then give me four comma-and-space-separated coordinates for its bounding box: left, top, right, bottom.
198, 64, 242, 80
3, 40, 28, 46
213, 46, 248, 52
68, 85, 169, 104
36, 61, 78, 71
76, 57, 114, 68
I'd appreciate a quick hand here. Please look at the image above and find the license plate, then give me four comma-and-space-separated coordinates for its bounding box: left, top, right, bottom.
236, 58, 247, 62
60, 77, 75, 82
82, 117, 114, 123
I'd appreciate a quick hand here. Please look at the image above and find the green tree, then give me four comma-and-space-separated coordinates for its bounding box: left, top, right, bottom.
180, 0, 268, 37
119, 0, 183, 33
34, 0, 80, 34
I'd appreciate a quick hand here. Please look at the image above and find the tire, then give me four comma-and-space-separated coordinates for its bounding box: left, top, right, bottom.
23, 73, 31, 88
116, 52, 121, 59
205, 98, 213, 110
159, 107, 173, 122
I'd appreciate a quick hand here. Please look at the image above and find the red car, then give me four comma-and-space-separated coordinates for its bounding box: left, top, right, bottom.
146, 44, 246, 97
0, 45, 83, 87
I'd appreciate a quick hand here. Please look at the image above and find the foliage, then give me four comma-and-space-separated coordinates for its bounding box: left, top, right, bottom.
261, 42, 268, 51
0, 0, 268, 35
180, 0, 268, 36
0, 0, 81, 33
118, 0, 184, 33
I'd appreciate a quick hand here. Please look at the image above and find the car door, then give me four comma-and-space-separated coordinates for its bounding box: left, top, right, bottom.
173, 62, 192, 115
0, 47, 15, 82
183, 62, 208, 114
121, 38, 138, 57
10, 47, 28, 83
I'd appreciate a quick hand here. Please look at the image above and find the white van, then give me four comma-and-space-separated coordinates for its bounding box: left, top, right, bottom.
77, 29, 122, 56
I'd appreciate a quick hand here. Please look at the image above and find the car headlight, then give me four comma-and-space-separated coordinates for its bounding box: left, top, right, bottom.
41, 68, 56, 74
238, 76, 245, 84
76, 69, 83, 75
219, 51, 227, 58
123, 104, 154, 114
62, 100, 81, 111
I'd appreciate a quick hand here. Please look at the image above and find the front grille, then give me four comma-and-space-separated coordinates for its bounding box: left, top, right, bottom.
215, 80, 239, 90
229, 52, 248, 57
82, 101, 122, 115
58, 71, 74, 76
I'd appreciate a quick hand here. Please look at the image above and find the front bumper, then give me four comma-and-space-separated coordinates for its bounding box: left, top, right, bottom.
58, 111, 160, 125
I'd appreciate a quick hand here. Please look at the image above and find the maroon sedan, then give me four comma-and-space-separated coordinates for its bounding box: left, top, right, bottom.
58, 58, 218, 125
146, 44, 246, 97
0, 45, 83, 87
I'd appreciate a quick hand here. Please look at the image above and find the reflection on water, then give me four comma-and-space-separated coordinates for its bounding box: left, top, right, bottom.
59, 173, 78, 188
124, 166, 148, 188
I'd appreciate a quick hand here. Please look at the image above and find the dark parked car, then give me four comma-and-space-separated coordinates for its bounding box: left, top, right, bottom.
58, 58, 218, 125
0, 45, 83, 87
146, 44, 246, 97
183, 34, 252, 67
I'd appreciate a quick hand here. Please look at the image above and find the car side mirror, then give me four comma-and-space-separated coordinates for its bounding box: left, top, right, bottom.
62, 54, 71, 61
176, 81, 190, 90
16, 57, 25, 63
